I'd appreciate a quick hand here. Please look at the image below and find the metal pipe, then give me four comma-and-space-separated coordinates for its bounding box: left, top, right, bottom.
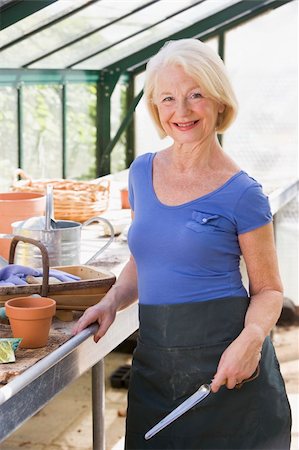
0, 324, 97, 405
62, 83, 67, 178
268, 179, 299, 215
92, 360, 105, 450
17, 83, 23, 168
0, 302, 139, 443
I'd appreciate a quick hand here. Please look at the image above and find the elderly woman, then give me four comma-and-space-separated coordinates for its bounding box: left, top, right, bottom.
73, 39, 291, 449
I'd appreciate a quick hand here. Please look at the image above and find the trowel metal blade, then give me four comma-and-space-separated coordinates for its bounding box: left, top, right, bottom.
144, 383, 211, 440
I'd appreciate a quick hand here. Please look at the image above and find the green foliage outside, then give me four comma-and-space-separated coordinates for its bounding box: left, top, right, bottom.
0, 81, 129, 190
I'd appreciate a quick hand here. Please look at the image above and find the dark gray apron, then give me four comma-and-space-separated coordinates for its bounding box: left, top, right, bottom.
125, 297, 291, 450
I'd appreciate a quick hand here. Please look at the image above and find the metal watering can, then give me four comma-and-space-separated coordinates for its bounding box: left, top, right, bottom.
0, 185, 114, 268
10, 185, 114, 267
10, 216, 114, 268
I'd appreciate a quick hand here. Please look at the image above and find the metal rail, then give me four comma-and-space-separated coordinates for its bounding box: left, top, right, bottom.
269, 179, 298, 215
0, 302, 139, 448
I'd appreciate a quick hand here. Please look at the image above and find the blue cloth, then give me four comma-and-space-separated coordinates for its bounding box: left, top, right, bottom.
127, 152, 272, 305
0, 264, 80, 286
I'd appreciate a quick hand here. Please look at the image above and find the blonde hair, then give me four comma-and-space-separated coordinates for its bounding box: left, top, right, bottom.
144, 38, 238, 137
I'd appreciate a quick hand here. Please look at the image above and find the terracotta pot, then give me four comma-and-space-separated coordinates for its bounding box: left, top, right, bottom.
0, 192, 45, 260
5, 296, 56, 348
120, 188, 130, 209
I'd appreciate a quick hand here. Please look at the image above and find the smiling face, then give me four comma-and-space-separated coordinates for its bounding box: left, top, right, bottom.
154, 65, 224, 145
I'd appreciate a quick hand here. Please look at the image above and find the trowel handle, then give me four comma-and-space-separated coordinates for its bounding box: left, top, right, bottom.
9, 236, 49, 297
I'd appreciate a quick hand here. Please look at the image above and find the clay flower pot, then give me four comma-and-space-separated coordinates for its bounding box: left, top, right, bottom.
5, 296, 56, 348
120, 188, 130, 209
0, 192, 45, 260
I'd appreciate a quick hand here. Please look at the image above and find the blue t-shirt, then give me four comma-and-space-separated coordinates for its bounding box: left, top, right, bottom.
127, 152, 272, 305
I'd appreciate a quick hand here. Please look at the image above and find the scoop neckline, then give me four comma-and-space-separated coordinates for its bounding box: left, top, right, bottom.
148, 152, 244, 209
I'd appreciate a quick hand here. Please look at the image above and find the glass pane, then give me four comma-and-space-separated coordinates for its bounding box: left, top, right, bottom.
66, 84, 97, 180
0, 0, 151, 68
23, 85, 62, 179
27, 0, 236, 69
72, 0, 238, 70
223, 1, 298, 189
28, 0, 196, 69
111, 80, 126, 173
0, 86, 18, 191
0, 0, 90, 47
205, 36, 218, 53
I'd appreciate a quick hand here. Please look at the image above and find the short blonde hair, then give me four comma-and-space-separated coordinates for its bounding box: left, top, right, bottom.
144, 38, 238, 137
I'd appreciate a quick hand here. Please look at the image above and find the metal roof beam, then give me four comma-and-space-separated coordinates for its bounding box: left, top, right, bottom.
102, 0, 293, 74
22, 0, 159, 68
0, 68, 100, 85
0, 0, 100, 52
102, 88, 143, 162
0, 0, 57, 30
68, 0, 204, 69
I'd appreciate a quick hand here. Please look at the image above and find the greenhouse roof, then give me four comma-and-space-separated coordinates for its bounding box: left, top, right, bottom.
0, 0, 293, 79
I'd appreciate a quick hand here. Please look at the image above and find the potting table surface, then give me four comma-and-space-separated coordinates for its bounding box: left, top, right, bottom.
0, 319, 74, 385
0, 216, 138, 447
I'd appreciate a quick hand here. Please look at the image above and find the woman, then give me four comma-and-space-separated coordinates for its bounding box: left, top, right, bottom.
73, 39, 291, 449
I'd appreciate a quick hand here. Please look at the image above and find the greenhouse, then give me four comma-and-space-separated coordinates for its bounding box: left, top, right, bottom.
0, 0, 298, 449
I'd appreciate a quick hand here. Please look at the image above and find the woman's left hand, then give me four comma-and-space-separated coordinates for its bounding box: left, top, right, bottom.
210, 325, 262, 393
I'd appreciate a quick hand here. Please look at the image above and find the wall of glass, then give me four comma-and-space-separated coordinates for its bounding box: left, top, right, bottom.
222, 2, 298, 305
66, 84, 97, 179
23, 85, 62, 179
223, 1, 297, 188
110, 80, 127, 174
0, 81, 101, 188
0, 86, 18, 190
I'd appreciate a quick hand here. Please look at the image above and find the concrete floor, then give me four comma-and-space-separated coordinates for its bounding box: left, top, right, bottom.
0, 351, 131, 450
1, 325, 298, 450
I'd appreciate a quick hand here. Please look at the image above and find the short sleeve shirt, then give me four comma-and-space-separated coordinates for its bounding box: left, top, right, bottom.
128, 152, 272, 305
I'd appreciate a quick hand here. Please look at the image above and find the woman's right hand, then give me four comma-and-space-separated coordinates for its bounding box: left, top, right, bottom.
73, 252, 138, 343
72, 299, 117, 343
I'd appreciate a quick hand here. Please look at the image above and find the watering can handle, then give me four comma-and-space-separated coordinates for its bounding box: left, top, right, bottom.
9, 235, 50, 297
82, 217, 115, 265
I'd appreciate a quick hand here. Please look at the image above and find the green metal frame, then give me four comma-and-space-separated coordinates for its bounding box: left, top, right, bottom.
0, 68, 100, 180
61, 84, 67, 179
0, 0, 295, 178
16, 82, 23, 168
0, 68, 100, 85
0, 0, 58, 30
123, 73, 136, 169
96, 0, 293, 173
96, 70, 143, 176
23, 0, 159, 68
0, 0, 99, 52
96, 71, 121, 176
102, 88, 143, 176
67, 0, 204, 69
104, 0, 293, 75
